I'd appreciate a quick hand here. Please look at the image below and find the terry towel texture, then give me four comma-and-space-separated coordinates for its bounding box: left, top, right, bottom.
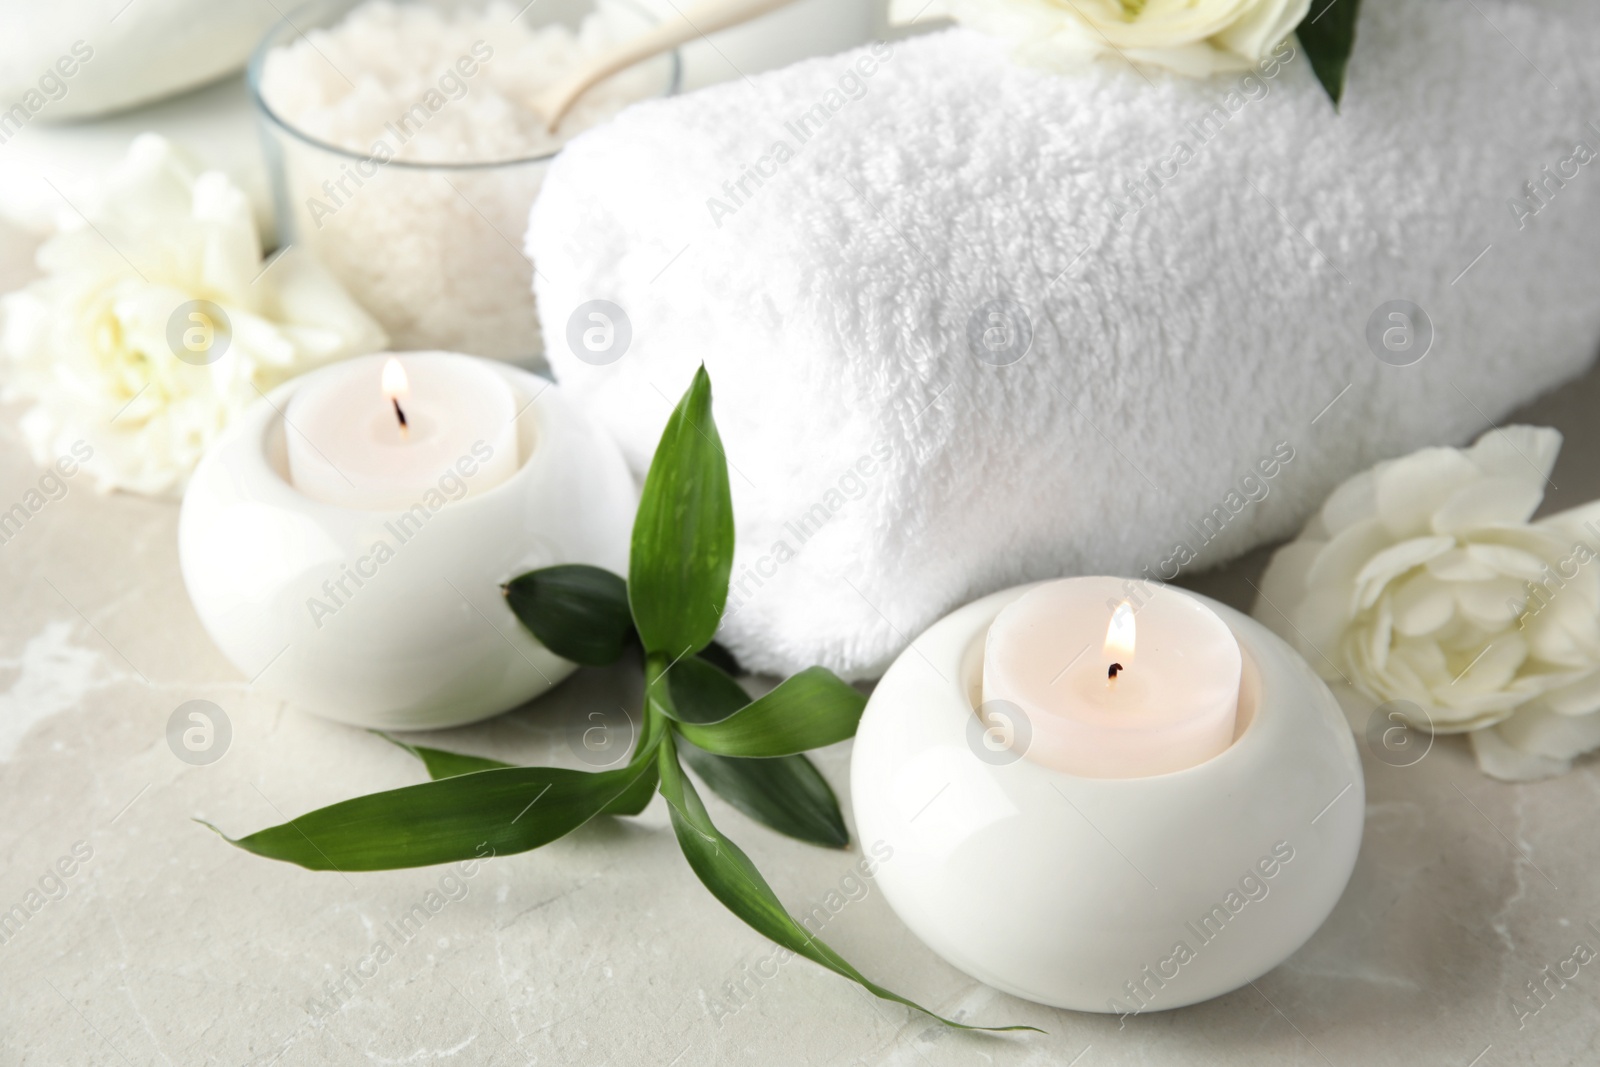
528, 0, 1600, 679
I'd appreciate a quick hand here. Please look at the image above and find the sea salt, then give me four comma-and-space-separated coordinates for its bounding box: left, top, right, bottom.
257, 1, 670, 359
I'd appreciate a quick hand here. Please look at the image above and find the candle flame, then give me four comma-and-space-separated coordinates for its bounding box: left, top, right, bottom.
1104, 600, 1136, 668
381, 358, 409, 402
381, 358, 410, 432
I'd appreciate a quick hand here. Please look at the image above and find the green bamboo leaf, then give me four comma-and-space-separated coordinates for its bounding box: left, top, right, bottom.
1296, 0, 1362, 108
375, 728, 658, 818
699, 640, 743, 677
663, 657, 847, 845
601, 705, 668, 816
680, 745, 848, 848
503, 564, 634, 667
657, 737, 1038, 1032
672, 667, 865, 757
205, 744, 658, 871
628, 365, 734, 659
374, 731, 512, 779
600, 762, 659, 816
664, 654, 750, 725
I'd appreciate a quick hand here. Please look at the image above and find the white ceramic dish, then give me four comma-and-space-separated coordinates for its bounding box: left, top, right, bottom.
850, 583, 1364, 1013
179, 355, 636, 729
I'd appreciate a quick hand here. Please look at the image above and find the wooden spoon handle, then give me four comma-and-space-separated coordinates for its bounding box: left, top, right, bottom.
535, 0, 802, 130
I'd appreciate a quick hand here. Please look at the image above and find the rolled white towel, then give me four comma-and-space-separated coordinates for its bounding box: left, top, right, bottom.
528, 0, 1600, 679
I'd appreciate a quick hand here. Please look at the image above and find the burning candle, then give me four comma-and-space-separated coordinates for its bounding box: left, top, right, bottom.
285, 352, 520, 510
182, 352, 638, 727
981, 576, 1242, 777
850, 579, 1363, 1011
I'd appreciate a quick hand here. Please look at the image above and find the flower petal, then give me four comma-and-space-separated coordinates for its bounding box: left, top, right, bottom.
1443, 633, 1526, 699
1453, 578, 1528, 630
1464, 542, 1550, 583
1537, 668, 1600, 717
0, 134, 385, 497
1255, 538, 1323, 611
1305, 519, 1391, 597
1390, 574, 1455, 636
1431, 477, 1544, 535
1353, 536, 1455, 610
1525, 590, 1600, 667
1467, 425, 1562, 483
1361, 636, 1442, 705
1426, 547, 1500, 582
1289, 583, 1353, 669
1470, 725, 1573, 782
1494, 702, 1600, 761
1211, 0, 1308, 61
1538, 500, 1600, 548
1374, 449, 1480, 539
1367, 598, 1394, 671
1319, 468, 1377, 537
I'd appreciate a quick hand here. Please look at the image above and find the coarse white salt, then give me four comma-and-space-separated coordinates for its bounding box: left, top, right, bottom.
256, 0, 672, 360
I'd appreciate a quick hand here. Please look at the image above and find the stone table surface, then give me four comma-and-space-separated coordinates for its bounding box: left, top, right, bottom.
4, 353, 1600, 1067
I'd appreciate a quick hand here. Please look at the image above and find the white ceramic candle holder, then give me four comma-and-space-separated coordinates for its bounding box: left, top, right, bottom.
179, 356, 636, 729
850, 583, 1364, 1014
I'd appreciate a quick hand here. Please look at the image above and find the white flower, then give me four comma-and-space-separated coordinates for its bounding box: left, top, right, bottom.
891, 0, 1311, 78
1254, 426, 1600, 781
1, 134, 386, 497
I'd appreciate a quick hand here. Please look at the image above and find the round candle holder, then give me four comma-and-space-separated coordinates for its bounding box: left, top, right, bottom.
850, 582, 1364, 1014
179, 354, 636, 730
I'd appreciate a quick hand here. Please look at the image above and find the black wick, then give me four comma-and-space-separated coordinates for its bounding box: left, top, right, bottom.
1107, 662, 1124, 680
392, 397, 408, 429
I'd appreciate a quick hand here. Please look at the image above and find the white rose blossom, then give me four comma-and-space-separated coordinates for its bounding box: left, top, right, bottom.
891, 0, 1311, 78
1, 134, 386, 497
1255, 426, 1600, 781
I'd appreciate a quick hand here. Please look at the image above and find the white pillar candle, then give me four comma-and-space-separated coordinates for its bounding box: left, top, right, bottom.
285, 353, 520, 510
981, 576, 1242, 777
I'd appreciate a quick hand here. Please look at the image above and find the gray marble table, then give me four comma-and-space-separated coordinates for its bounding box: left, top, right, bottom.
3, 334, 1599, 1065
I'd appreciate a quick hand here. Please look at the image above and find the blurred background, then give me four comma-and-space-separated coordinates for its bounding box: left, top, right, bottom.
0, 0, 895, 297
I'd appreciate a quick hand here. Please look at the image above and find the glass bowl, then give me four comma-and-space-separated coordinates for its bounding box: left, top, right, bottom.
248, 0, 680, 364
